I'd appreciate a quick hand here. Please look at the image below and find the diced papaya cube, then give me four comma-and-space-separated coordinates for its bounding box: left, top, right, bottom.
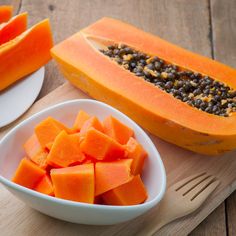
80, 128, 126, 160
47, 131, 85, 167
12, 158, 46, 189
126, 137, 147, 175
103, 116, 134, 144
35, 117, 69, 148
51, 163, 94, 203
31, 148, 48, 169
23, 134, 41, 159
95, 159, 133, 196
73, 110, 91, 132
35, 175, 54, 196
80, 116, 104, 135
102, 175, 147, 205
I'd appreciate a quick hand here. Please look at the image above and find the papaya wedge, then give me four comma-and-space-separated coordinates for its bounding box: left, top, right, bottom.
0, 19, 53, 91
0, 5, 13, 23
0, 12, 27, 46
51, 17, 236, 155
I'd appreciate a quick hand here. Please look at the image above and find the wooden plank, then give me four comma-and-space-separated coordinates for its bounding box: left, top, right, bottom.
190, 203, 226, 236
0, 0, 232, 235
210, 1, 236, 235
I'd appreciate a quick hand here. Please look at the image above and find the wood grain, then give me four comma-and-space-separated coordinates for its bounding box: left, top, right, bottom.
0, 0, 235, 235
210, 0, 236, 235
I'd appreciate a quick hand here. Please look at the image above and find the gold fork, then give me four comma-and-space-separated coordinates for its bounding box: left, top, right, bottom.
137, 172, 220, 236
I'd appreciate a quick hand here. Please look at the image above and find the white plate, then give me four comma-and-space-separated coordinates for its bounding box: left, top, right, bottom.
0, 67, 45, 128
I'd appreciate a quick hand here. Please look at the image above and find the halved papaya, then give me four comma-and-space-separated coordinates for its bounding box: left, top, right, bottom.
0, 18, 53, 91
0, 5, 13, 23
0, 12, 27, 46
51, 17, 236, 155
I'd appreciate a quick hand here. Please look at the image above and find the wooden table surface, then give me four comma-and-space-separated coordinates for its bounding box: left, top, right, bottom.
1, 0, 236, 235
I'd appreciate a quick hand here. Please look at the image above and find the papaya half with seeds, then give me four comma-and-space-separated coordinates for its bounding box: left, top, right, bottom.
51, 17, 236, 155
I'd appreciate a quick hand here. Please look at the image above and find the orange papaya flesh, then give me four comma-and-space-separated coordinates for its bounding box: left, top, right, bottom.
12, 158, 46, 189
0, 12, 27, 46
80, 116, 104, 135
80, 128, 126, 160
51, 17, 236, 155
47, 130, 85, 167
23, 134, 41, 159
0, 18, 53, 91
126, 137, 147, 175
103, 115, 134, 145
80, 116, 104, 134
30, 148, 48, 169
102, 175, 147, 205
0, 5, 13, 23
95, 159, 133, 196
35, 117, 69, 148
72, 110, 90, 132
45, 142, 53, 151
34, 174, 54, 196
51, 163, 94, 203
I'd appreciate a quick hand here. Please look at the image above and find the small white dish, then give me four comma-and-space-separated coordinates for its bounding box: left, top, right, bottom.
0, 99, 166, 225
0, 67, 45, 128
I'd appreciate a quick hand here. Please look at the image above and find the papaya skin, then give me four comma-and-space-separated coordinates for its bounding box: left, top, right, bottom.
51, 18, 236, 155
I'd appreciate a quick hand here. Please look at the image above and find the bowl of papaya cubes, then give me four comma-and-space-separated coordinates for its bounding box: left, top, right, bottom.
0, 99, 166, 225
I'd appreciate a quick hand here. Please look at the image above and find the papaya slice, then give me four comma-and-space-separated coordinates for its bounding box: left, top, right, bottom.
0, 12, 27, 46
12, 158, 46, 189
23, 134, 41, 159
72, 110, 91, 132
95, 159, 132, 196
47, 131, 85, 167
103, 115, 133, 144
80, 116, 104, 135
35, 175, 54, 196
35, 117, 68, 148
51, 17, 236, 155
102, 175, 147, 205
0, 19, 53, 91
0, 5, 13, 23
80, 128, 126, 160
51, 163, 94, 203
126, 137, 147, 175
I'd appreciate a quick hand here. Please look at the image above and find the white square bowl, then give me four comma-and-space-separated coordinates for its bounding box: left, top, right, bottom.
0, 99, 166, 225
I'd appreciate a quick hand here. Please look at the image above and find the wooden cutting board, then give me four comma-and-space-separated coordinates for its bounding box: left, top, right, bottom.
1, 81, 236, 236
